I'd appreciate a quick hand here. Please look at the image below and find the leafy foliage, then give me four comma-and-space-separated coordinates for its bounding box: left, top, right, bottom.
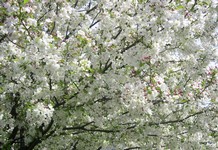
0, 0, 217, 149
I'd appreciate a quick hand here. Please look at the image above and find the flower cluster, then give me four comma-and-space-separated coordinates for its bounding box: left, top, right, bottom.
0, 0, 217, 149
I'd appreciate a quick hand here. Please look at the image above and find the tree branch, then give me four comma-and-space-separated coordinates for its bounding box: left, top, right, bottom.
89, 19, 101, 28
112, 26, 122, 39
190, 0, 198, 11
86, 4, 98, 14
74, 0, 79, 8
124, 147, 140, 150
0, 34, 7, 43
101, 58, 112, 73
148, 110, 205, 126
121, 37, 143, 53
20, 20, 33, 40
63, 122, 119, 133
6, 37, 25, 49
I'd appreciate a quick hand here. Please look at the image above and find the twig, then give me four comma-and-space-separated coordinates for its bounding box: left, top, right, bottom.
86, 4, 98, 14
121, 37, 143, 53
6, 37, 25, 49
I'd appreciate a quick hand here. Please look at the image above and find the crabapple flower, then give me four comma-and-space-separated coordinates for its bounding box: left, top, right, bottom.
26, 102, 54, 127
0, 0, 217, 149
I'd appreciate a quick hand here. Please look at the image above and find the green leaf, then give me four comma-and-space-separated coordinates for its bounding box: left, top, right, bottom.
180, 99, 188, 103
147, 89, 152, 94
210, 99, 216, 103
176, 5, 184, 10
23, 0, 30, 4
201, 80, 206, 87
138, 0, 148, 4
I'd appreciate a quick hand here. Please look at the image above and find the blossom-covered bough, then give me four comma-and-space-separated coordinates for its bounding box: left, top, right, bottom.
0, 0, 217, 149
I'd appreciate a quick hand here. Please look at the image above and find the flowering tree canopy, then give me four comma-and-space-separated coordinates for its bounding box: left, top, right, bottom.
0, 0, 217, 149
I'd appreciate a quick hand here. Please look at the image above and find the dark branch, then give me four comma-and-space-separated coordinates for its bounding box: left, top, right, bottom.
97, 146, 102, 150
148, 110, 205, 126
89, 19, 101, 28
124, 147, 141, 150
63, 121, 94, 130
42, 119, 54, 135
86, 4, 98, 14
6, 37, 25, 49
74, 0, 79, 8
26, 119, 55, 150
63, 122, 119, 133
9, 126, 19, 142
0, 34, 7, 43
113, 27, 122, 39
20, 20, 33, 40
102, 58, 112, 73
50, 22, 56, 35
27, 138, 41, 150
71, 141, 79, 150
121, 37, 143, 53
190, 0, 198, 11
